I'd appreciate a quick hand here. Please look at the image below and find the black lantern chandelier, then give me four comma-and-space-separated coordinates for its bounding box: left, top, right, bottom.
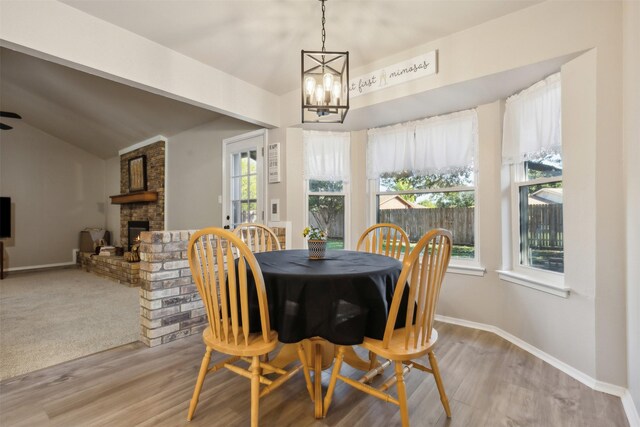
301, 0, 349, 123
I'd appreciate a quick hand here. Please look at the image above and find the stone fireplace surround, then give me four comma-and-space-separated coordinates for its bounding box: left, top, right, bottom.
118, 140, 165, 247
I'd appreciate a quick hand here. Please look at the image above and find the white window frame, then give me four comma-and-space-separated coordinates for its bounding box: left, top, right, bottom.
304, 179, 351, 250
367, 170, 485, 277
498, 160, 568, 297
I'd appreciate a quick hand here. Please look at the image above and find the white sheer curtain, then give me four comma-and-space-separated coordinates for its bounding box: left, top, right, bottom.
303, 131, 351, 181
366, 123, 415, 178
367, 109, 477, 179
502, 72, 561, 164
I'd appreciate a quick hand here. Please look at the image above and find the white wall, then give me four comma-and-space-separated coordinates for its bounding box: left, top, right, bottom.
623, 0, 640, 414
166, 116, 259, 230
284, 128, 304, 249
266, 127, 288, 223
0, 121, 106, 268
349, 130, 368, 250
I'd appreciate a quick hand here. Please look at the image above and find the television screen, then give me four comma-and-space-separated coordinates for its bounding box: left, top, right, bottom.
0, 197, 10, 238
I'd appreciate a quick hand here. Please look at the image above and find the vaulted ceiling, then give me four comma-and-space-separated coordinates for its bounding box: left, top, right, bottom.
0, 48, 221, 159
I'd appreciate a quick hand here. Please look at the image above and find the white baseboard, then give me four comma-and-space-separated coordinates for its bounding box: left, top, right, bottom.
622, 390, 640, 427
7, 261, 77, 272
435, 314, 639, 427
6, 250, 79, 273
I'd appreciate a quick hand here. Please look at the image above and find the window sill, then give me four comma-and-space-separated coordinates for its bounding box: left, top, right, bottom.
448, 263, 486, 277
497, 270, 570, 298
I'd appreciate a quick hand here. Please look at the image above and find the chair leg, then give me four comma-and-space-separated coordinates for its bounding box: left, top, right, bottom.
296, 342, 314, 401
313, 342, 323, 418
428, 351, 451, 418
368, 351, 378, 370
187, 346, 212, 421
323, 346, 345, 417
395, 361, 410, 427
251, 356, 260, 427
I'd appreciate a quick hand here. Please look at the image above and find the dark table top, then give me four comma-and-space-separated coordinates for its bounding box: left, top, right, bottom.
248, 250, 405, 345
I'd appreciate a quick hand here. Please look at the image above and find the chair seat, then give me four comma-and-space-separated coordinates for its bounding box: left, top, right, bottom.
360, 328, 439, 361
203, 326, 279, 357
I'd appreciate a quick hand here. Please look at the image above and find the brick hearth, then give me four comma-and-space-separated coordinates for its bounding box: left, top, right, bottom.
78, 252, 141, 287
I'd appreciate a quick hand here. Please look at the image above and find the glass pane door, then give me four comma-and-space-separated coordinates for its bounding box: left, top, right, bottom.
223, 131, 264, 230
231, 149, 258, 228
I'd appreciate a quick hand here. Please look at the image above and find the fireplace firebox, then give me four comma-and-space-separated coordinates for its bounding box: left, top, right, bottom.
128, 221, 149, 250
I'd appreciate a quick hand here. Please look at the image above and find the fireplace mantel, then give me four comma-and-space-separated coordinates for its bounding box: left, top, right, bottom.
110, 191, 158, 204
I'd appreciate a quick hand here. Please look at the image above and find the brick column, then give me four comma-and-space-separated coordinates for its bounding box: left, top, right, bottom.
138, 230, 205, 347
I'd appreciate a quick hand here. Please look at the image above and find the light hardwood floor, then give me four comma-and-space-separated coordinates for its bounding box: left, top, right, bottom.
0, 322, 628, 426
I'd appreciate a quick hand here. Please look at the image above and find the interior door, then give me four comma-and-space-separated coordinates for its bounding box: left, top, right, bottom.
222, 130, 265, 230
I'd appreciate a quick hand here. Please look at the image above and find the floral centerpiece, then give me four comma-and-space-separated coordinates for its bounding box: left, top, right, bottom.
303, 226, 327, 259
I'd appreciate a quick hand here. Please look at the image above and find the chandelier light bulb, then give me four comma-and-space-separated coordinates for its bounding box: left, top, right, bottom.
315, 84, 324, 105
304, 76, 316, 96
332, 81, 342, 104
323, 72, 334, 91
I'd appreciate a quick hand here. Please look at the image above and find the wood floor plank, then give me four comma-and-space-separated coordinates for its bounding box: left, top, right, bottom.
0, 322, 628, 426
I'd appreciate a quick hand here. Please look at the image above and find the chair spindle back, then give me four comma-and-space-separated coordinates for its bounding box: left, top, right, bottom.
233, 223, 281, 253
356, 223, 410, 261
383, 229, 452, 350
188, 228, 271, 347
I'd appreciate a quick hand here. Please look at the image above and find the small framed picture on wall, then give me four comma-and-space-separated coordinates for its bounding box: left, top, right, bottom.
128, 155, 147, 192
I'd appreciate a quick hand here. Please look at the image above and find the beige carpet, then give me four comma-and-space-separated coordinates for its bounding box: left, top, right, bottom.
0, 268, 139, 381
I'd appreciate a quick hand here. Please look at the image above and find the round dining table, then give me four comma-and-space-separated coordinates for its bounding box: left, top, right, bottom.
244, 249, 405, 418
248, 249, 404, 343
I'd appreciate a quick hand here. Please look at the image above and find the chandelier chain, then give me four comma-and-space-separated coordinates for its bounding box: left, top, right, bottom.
321, 0, 326, 52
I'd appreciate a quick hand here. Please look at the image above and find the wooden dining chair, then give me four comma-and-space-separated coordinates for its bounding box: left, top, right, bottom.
323, 229, 453, 426
357, 223, 411, 370
233, 223, 281, 253
187, 227, 312, 426
356, 223, 410, 262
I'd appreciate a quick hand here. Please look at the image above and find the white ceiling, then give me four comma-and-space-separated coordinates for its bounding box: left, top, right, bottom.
0, 48, 221, 159
1, 0, 555, 159
60, 0, 543, 96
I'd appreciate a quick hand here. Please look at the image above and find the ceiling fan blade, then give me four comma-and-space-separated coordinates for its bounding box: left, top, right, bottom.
0, 112, 22, 119
0, 123, 13, 130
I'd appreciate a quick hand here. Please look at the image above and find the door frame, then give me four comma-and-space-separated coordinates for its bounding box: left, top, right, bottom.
222, 129, 268, 229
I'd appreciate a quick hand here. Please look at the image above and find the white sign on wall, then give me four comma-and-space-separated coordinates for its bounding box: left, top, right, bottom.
348, 50, 438, 98
268, 143, 280, 183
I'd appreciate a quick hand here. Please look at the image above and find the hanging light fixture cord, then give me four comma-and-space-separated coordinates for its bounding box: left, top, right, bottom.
321, 0, 326, 52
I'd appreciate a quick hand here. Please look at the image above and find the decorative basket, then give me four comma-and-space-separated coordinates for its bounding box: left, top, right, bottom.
308, 239, 327, 259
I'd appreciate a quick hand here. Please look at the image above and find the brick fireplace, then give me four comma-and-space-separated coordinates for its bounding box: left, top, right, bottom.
119, 140, 165, 243
79, 140, 165, 288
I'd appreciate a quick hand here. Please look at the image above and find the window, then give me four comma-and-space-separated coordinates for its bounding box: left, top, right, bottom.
514, 153, 563, 273
501, 73, 565, 294
308, 180, 347, 249
230, 149, 259, 227
375, 168, 475, 259
367, 110, 478, 264
303, 131, 350, 249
